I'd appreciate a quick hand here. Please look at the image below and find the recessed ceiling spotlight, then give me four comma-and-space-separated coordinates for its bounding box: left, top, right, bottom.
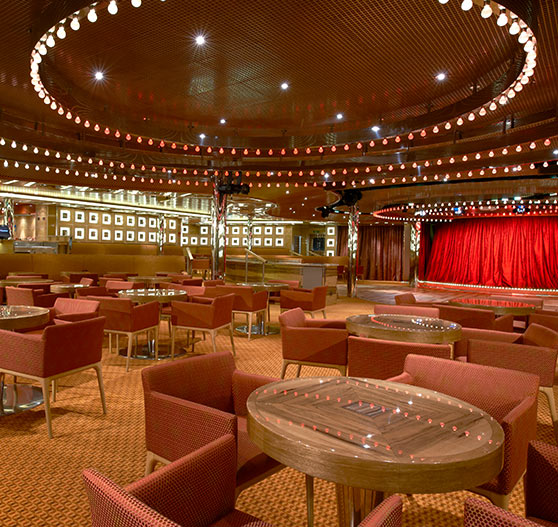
94, 71, 104, 81
336, 113, 344, 120
436, 72, 446, 81
371, 125, 380, 132
554, 149, 558, 155
195, 35, 206, 46
280, 82, 289, 90
199, 133, 206, 139
219, 118, 226, 124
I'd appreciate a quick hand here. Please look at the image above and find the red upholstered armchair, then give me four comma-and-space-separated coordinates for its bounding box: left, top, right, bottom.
280, 285, 328, 318
278, 307, 348, 378
374, 304, 440, 318
172, 277, 203, 286
79, 277, 94, 286
528, 313, 558, 334
0, 317, 106, 438
141, 352, 282, 494
105, 280, 144, 294
453, 327, 522, 360
521, 323, 558, 349
76, 285, 116, 298
435, 304, 514, 332
466, 338, 558, 436
464, 497, 541, 527
62, 272, 98, 284
394, 292, 417, 305
525, 441, 558, 526
83, 435, 272, 527
5, 285, 67, 308
170, 293, 235, 356
389, 354, 539, 509
203, 279, 225, 287
358, 496, 403, 527
51, 297, 100, 322
347, 336, 451, 380
87, 297, 160, 371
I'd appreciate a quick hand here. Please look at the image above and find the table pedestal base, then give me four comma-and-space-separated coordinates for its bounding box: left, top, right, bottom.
116, 337, 200, 361
235, 323, 279, 336
1, 384, 44, 416
336, 484, 385, 527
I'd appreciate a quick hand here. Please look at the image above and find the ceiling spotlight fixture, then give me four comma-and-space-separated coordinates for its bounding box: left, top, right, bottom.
371, 125, 380, 132
497, 8, 508, 26
509, 17, 520, 35
280, 82, 289, 90
56, 25, 66, 39
461, 0, 473, 11
94, 71, 104, 80
480, 1, 492, 18
131, 0, 142, 7
219, 118, 226, 124
336, 113, 344, 120
435, 72, 446, 81
70, 17, 80, 31
87, 8, 97, 22
108, 1, 118, 15
554, 150, 558, 155
199, 133, 206, 139
195, 35, 206, 46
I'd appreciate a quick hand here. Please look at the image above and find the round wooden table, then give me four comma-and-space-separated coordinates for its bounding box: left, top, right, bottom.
448, 297, 536, 316
346, 313, 462, 345
248, 376, 504, 527
0, 306, 51, 416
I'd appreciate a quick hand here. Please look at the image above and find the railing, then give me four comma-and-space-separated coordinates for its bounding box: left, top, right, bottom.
185, 247, 194, 274
244, 249, 267, 282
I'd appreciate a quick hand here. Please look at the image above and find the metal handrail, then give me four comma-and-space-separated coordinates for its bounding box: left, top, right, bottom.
244, 249, 267, 281
185, 247, 194, 274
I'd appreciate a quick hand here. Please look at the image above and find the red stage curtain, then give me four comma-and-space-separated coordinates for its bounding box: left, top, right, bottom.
425, 217, 558, 288
337, 225, 403, 281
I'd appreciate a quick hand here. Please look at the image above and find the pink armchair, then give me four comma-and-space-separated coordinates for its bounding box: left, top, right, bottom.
453, 327, 522, 360
0, 317, 106, 438
80, 277, 94, 286
62, 272, 98, 284
435, 304, 514, 332
5, 285, 68, 308
172, 277, 203, 286
278, 307, 348, 378
203, 279, 225, 287
389, 354, 539, 509
87, 297, 160, 371
464, 497, 541, 527
467, 338, 558, 436
141, 352, 282, 494
170, 293, 235, 356
51, 297, 100, 322
280, 285, 328, 318
76, 285, 116, 298
394, 292, 417, 305
83, 434, 272, 527
525, 441, 558, 526
348, 336, 451, 379
521, 323, 558, 349
358, 496, 403, 527
105, 280, 144, 294
374, 304, 440, 318
528, 313, 558, 334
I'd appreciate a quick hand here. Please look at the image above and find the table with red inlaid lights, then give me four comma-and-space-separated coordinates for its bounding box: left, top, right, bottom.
247, 376, 503, 527
448, 297, 536, 316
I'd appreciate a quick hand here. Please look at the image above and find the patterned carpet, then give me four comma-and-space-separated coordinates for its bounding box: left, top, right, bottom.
1, 296, 556, 527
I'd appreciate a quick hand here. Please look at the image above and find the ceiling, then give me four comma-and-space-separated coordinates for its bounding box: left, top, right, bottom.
0, 0, 556, 223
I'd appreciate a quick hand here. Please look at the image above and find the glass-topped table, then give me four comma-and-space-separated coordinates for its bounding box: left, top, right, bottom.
448, 297, 536, 316
50, 283, 88, 297
117, 288, 188, 304
128, 276, 173, 287
0, 279, 54, 287
248, 376, 504, 527
346, 313, 462, 345
0, 306, 51, 416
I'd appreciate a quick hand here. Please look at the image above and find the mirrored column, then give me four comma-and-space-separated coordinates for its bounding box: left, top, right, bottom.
347, 204, 359, 297
211, 178, 228, 280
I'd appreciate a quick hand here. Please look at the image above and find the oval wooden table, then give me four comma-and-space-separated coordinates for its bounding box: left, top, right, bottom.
0, 305, 51, 416
448, 297, 536, 316
248, 376, 504, 527
50, 283, 89, 297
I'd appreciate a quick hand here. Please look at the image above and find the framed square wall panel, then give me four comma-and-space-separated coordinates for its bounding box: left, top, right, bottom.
200, 237, 208, 245
102, 213, 111, 225
253, 238, 262, 246
148, 232, 157, 242
264, 226, 273, 235
115, 215, 124, 226
115, 230, 123, 241
138, 216, 146, 227
264, 238, 273, 246
75, 211, 85, 223
276, 226, 284, 235
126, 216, 135, 227
102, 229, 111, 241
126, 231, 135, 241
59, 226, 71, 236
168, 233, 176, 244
327, 226, 336, 236
138, 232, 146, 242
182, 224, 189, 233
168, 219, 177, 230
149, 218, 157, 228
88, 228, 98, 241
190, 236, 198, 245
200, 226, 209, 234
89, 212, 99, 224
326, 239, 335, 247
232, 226, 240, 235
74, 227, 85, 239
60, 209, 70, 222
326, 250, 335, 257
181, 236, 188, 246
254, 226, 262, 235
231, 237, 240, 246
275, 238, 284, 247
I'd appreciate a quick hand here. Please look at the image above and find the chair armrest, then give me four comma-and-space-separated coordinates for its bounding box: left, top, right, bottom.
144, 391, 237, 463
190, 295, 214, 305
497, 396, 539, 495
281, 290, 312, 302
232, 370, 278, 416
132, 301, 160, 329
386, 372, 414, 384
55, 312, 98, 322
358, 495, 403, 527
126, 435, 237, 526
0, 329, 44, 376
294, 288, 312, 293
465, 497, 539, 527
525, 441, 558, 521
252, 290, 269, 310
306, 319, 346, 329
494, 314, 514, 332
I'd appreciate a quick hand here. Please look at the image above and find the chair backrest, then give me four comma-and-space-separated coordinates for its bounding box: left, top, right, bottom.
54, 297, 100, 316
464, 497, 536, 527
5, 274, 46, 280
279, 307, 307, 328
77, 285, 112, 298
394, 293, 416, 305
435, 304, 495, 329
211, 294, 235, 326
175, 278, 203, 286
374, 304, 440, 318
163, 283, 205, 296
86, 296, 134, 331
311, 286, 328, 310
400, 354, 539, 422
348, 336, 451, 380
522, 323, 558, 349
203, 279, 225, 287
268, 279, 300, 289
525, 441, 558, 524
5, 286, 35, 305
106, 280, 140, 292
142, 352, 235, 413
453, 327, 521, 359
215, 285, 254, 310
80, 277, 94, 286
42, 317, 106, 377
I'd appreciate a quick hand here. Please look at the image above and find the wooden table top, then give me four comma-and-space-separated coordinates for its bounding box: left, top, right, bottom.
448, 298, 536, 316
0, 279, 54, 287
50, 283, 88, 293
235, 282, 290, 292
248, 376, 504, 494
117, 288, 189, 303
128, 276, 173, 284
0, 305, 50, 330
346, 314, 462, 344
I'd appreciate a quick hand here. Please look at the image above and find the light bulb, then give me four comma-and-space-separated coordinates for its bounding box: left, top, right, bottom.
497, 9, 508, 26
489, 101, 497, 110
108, 1, 118, 14
131, 0, 142, 7
46, 34, 55, 47
499, 95, 508, 105
87, 8, 97, 22
524, 39, 534, 52
481, 2, 492, 18
56, 25, 66, 39
461, 0, 473, 10
38, 43, 47, 55
70, 17, 80, 30
509, 19, 520, 35
518, 30, 529, 44
438, 0, 449, 4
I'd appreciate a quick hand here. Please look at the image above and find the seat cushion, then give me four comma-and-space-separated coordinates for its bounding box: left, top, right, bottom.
210, 510, 272, 527
236, 417, 281, 488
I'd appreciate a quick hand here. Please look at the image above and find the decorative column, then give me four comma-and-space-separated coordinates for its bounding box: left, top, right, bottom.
346, 204, 359, 297
157, 215, 166, 255
410, 221, 421, 286
246, 215, 254, 251
2, 198, 14, 238
211, 176, 228, 280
